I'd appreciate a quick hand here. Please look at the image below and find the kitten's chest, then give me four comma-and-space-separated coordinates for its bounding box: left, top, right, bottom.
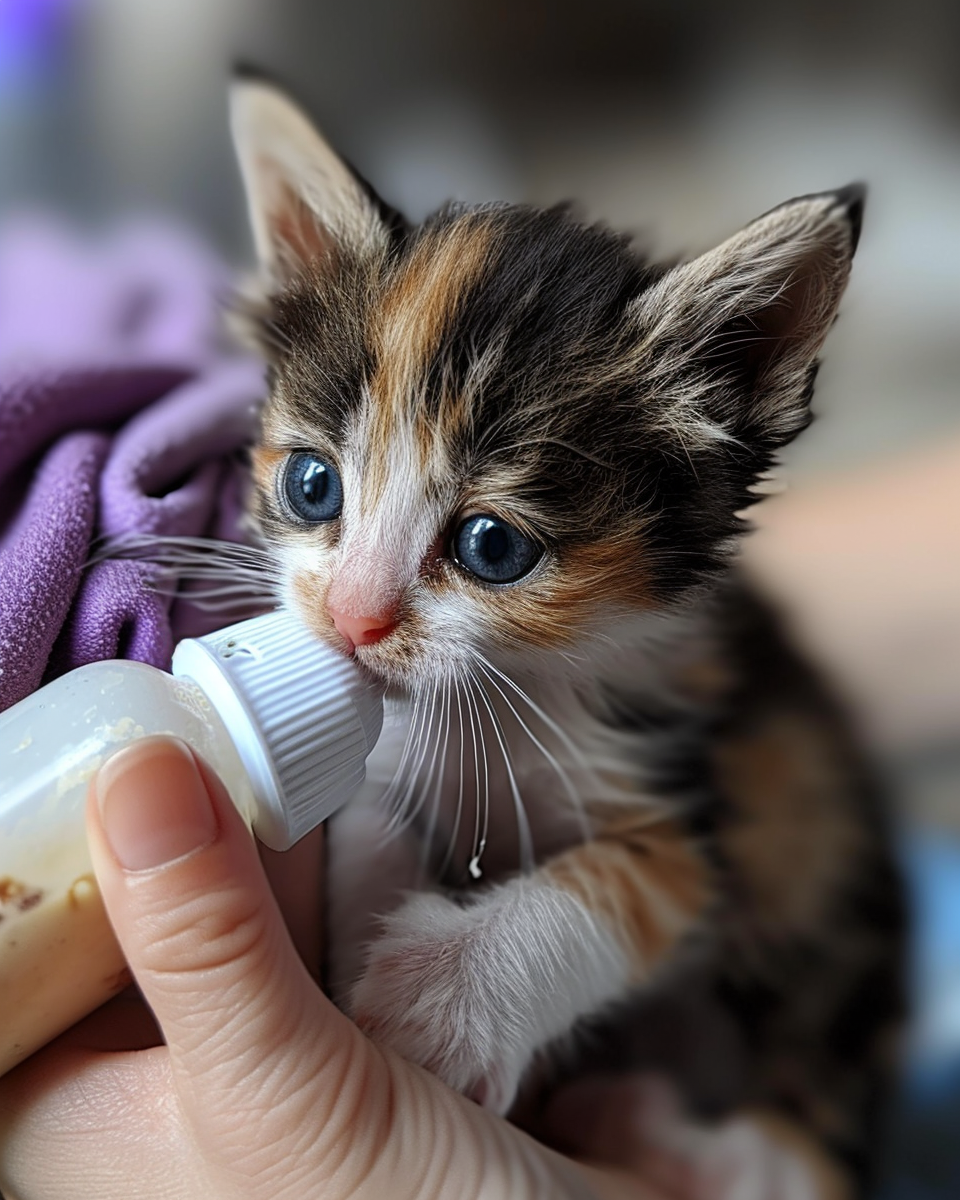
360, 676, 646, 882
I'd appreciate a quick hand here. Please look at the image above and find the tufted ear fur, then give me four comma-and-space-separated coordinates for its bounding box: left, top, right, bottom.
633, 187, 864, 453
229, 72, 401, 285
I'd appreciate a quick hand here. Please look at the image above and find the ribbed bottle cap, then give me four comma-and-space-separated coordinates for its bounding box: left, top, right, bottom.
171, 609, 383, 850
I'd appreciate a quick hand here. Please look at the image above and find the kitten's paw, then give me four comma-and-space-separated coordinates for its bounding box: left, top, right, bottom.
349, 892, 530, 1113
625, 1077, 831, 1200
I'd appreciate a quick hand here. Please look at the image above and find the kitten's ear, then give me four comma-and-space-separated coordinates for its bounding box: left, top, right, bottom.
229, 73, 400, 283
634, 187, 864, 450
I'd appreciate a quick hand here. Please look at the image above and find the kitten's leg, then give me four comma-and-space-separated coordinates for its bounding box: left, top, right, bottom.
350, 814, 713, 1113
616, 1077, 854, 1200
544, 1074, 855, 1200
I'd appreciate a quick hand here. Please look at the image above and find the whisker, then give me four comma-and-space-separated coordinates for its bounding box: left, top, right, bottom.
474, 657, 591, 843
387, 680, 445, 838
474, 652, 592, 774
470, 665, 534, 876
88, 533, 277, 572
86, 534, 282, 612
420, 676, 453, 877
437, 675, 469, 880
389, 691, 434, 821
389, 680, 443, 835
154, 587, 276, 614
377, 688, 427, 821
464, 674, 489, 880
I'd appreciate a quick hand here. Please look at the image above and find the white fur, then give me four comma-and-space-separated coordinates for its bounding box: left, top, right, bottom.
350, 877, 633, 1112
624, 1078, 826, 1200
328, 626, 700, 1112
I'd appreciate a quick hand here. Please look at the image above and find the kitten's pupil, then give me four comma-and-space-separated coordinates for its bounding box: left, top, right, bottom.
484, 524, 509, 562
454, 515, 541, 584
283, 452, 343, 522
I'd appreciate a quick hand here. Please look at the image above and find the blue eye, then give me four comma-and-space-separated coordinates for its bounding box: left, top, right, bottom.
453, 515, 541, 584
283, 453, 343, 522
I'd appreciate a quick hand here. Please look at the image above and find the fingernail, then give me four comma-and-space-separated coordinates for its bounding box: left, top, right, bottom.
96, 737, 219, 871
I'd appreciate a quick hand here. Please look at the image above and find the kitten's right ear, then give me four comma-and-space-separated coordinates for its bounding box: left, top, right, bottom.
229, 73, 397, 283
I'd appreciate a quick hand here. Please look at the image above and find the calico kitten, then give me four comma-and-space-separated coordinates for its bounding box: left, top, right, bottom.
229, 76, 904, 1199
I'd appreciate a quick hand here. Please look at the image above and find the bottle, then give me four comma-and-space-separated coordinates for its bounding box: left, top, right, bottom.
0, 609, 382, 1075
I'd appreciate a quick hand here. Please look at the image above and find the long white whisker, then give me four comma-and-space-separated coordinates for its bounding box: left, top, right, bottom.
470, 665, 534, 875
388, 690, 433, 822
475, 658, 591, 843
161, 592, 275, 614
160, 572, 270, 588
474, 651, 592, 773
144, 578, 277, 603
390, 680, 443, 835
420, 676, 453, 876
88, 533, 277, 571
464, 674, 489, 880
437, 675, 469, 880
86, 534, 283, 612
388, 681, 443, 833
377, 689, 427, 820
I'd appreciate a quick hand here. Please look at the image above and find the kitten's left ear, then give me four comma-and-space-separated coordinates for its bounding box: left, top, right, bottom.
230, 72, 401, 284
634, 186, 865, 450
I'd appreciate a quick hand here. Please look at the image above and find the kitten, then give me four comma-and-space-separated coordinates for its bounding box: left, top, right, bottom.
229, 75, 905, 1200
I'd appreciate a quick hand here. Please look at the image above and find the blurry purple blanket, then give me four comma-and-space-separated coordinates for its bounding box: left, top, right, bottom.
0, 217, 266, 712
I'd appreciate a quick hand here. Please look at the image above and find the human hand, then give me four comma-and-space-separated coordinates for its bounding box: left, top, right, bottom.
0, 736, 657, 1200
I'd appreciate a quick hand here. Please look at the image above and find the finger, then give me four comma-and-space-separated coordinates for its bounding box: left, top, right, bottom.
84, 735, 374, 1187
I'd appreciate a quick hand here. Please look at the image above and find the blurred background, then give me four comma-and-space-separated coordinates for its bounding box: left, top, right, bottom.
1, 0, 958, 1194
3, 0, 960, 477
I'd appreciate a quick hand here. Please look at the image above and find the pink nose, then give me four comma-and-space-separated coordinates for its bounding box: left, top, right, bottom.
329, 606, 398, 651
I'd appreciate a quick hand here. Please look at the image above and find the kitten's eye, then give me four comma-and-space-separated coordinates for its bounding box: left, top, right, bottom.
453, 515, 541, 584
282, 453, 343, 523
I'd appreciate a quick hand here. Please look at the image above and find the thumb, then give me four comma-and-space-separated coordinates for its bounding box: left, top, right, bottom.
86, 735, 371, 1183
84, 737, 651, 1200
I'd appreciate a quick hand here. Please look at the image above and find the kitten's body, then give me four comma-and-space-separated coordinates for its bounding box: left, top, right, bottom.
328, 577, 902, 1190
230, 78, 905, 1199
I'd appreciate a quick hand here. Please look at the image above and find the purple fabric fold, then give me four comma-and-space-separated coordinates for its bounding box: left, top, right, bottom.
0, 216, 267, 712
50, 559, 173, 676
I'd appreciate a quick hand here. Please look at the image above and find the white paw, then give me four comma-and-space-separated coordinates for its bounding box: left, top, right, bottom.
627, 1077, 824, 1200
349, 891, 531, 1113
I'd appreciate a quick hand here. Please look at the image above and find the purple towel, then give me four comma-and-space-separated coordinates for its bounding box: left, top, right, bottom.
0, 215, 267, 712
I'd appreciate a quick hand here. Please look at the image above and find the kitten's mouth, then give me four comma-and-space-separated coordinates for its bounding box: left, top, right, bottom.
330, 636, 410, 698
308, 605, 413, 694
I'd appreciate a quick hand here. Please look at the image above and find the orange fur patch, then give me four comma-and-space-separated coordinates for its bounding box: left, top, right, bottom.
457, 529, 656, 652
364, 217, 495, 501
290, 569, 337, 643
250, 444, 286, 494
745, 1110, 856, 1200
544, 815, 713, 976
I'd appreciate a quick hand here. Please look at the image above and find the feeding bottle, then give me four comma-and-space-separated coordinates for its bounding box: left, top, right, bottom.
0, 609, 382, 1075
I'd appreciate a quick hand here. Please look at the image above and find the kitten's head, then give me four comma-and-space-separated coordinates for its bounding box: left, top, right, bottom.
230, 76, 863, 692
